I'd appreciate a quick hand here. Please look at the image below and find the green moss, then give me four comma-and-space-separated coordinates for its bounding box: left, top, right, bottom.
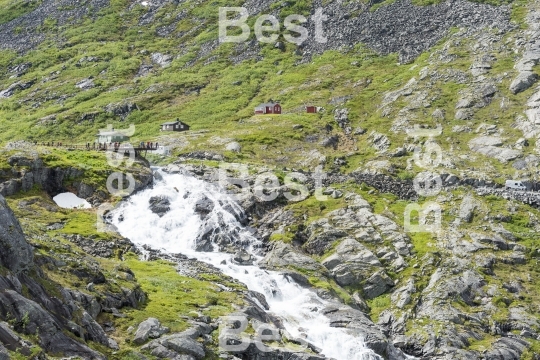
118, 253, 245, 334
367, 294, 391, 322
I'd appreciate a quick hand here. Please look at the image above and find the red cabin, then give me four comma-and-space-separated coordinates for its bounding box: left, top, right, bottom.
255, 102, 282, 114
306, 106, 318, 113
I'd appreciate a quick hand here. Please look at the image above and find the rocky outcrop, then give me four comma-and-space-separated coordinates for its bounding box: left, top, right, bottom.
468, 136, 522, 163
322, 238, 382, 287
0, 153, 152, 205
0, 194, 146, 359
0, 290, 106, 359
0, 155, 83, 197
260, 242, 325, 272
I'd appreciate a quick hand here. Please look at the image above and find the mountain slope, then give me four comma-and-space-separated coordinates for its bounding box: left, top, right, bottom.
1, 0, 540, 359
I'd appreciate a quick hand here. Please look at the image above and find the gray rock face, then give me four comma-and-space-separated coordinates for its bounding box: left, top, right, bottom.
391, 279, 415, 309
134, 318, 170, 345
0, 195, 34, 274
0, 290, 105, 359
81, 311, 111, 347
369, 131, 391, 152
320, 135, 339, 148
322, 238, 382, 286
260, 242, 325, 272
0, 345, 8, 360
455, 108, 473, 120
0, 80, 35, 98
151, 53, 173, 67
363, 271, 395, 299
303, 219, 347, 255
334, 108, 352, 134
458, 194, 478, 223
104, 102, 139, 120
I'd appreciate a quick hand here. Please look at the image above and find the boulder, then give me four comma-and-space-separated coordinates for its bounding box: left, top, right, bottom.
225, 142, 242, 153
134, 318, 170, 345
194, 196, 214, 217
149, 196, 171, 217
161, 334, 205, 358
455, 109, 473, 120
510, 72, 539, 94
233, 249, 254, 265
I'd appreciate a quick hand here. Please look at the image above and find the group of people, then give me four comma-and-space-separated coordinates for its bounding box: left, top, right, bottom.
139, 142, 158, 149
43, 142, 63, 147
97, 142, 125, 150
40, 141, 159, 150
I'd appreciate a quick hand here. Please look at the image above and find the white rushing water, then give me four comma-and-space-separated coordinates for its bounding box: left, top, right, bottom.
110, 170, 382, 360
53, 192, 92, 209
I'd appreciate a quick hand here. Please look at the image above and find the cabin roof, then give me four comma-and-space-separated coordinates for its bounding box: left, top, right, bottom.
257, 102, 280, 107
161, 120, 188, 125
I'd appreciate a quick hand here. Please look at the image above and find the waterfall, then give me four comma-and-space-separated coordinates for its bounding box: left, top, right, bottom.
110, 169, 382, 360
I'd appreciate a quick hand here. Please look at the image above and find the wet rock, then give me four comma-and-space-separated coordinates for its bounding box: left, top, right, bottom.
149, 196, 171, 217
233, 249, 254, 265
194, 196, 214, 217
